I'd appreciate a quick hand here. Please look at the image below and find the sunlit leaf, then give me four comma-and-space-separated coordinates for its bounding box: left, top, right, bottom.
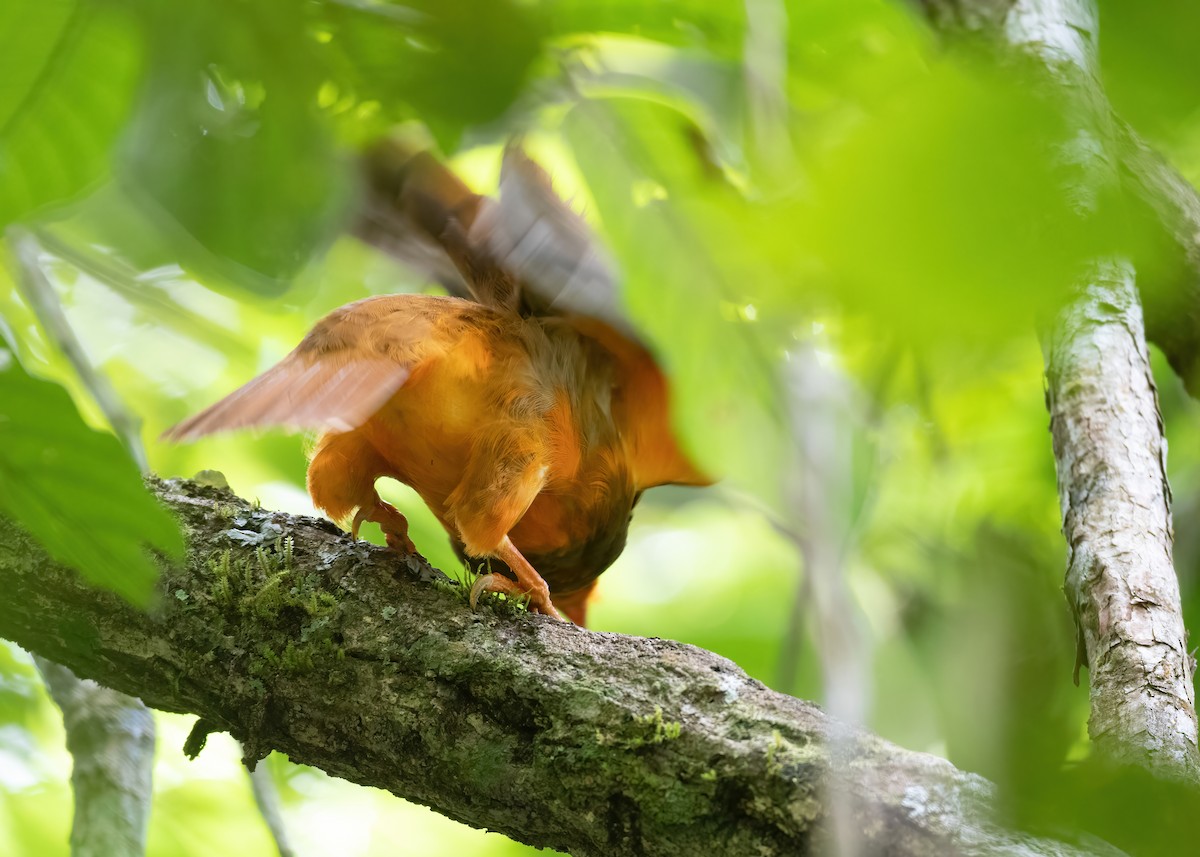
560, 36, 746, 153
785, 0, 930, 111
544, 0, 746, 57
0, 346, 184, 605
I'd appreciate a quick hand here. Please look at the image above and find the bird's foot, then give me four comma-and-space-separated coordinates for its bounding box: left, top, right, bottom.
351, 499, 417, 555
469, 572, 562, 620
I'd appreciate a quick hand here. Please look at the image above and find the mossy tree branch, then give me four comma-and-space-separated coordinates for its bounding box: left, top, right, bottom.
0, 478, 1125, 857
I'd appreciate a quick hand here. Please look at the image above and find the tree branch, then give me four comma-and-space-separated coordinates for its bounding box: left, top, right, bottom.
1045, 261, 1199, 778
0, 478, 1122, 857
7, 227, 148, 472
32, 657, 155, 857
994, 0, 1200, 779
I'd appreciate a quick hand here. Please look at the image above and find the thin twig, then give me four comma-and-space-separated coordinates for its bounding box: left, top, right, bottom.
6, 226, 148, 471
742, 0, 795, 183
247, 760, 296, 857
31, 226, 256, 362
782, 343, 872, 857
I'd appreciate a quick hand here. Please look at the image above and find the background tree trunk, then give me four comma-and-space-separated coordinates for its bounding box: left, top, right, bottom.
1045, 262, 1199, 778
995, 0, 1200, 781
32, 658, 155, 857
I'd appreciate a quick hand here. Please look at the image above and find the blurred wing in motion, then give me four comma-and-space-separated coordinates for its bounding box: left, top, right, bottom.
479, 145, 628, 333
354, 136, 630, 334
355, 139, 503, 305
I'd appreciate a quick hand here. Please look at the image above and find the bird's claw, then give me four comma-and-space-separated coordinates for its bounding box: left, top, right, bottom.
351, 506, 370, 541
385, 531, 417, 555
468, 573, 497, 611
468, 572, 562, 619
351, 500, 417, 555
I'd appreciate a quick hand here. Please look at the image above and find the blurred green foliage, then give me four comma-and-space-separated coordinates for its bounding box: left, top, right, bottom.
0, 0, 1199, 854
0, 0, 140, 226
1098, 0, 1200, 143
0, 340, 183, 604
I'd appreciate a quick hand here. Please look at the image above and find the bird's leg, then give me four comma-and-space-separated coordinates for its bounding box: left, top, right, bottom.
307, 432, 417, 554
451, 422, 560, 618
469, 536, 562, 619
551, 581, 597, 627
352, 496, 417, 555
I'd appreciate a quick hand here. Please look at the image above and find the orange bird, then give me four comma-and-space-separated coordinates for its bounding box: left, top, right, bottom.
167, 141, 709, 626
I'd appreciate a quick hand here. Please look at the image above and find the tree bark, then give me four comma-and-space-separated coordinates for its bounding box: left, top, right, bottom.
1045, 261, 1199, 778
0, 478, 1125, 857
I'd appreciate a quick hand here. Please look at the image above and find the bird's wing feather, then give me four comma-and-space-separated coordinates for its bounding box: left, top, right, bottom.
165, 295, 455, 442
355, 139, 627, 332
480, 146, 629, 335
164, 356, 410, 442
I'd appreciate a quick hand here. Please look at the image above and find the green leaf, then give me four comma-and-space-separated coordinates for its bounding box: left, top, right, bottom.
0, 347, 184, 605
543, 0, 746, 58
118, 0, 347, 291
565, 97, 786, 504
795, 56, 1119, 343
1098, 0, 1200, 139
115, 0, 543, 290
316, 0, 545, 148
0, 1, 141, 227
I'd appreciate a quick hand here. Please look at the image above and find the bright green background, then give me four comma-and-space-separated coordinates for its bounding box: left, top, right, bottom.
3, 0, 1200, 854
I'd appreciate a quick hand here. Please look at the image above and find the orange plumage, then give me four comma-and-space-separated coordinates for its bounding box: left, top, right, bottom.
167, 142, 707, 625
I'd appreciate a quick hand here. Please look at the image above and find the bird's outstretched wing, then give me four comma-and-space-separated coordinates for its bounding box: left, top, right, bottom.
165, 295, 452, 441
